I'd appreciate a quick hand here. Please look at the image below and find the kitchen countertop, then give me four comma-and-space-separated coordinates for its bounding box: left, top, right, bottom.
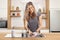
0, 32, 60, 40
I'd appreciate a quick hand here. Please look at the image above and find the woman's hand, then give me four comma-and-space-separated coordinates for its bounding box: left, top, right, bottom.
36, 26, 41, 32
28, 30, 33, 35
36, 30, 40, 33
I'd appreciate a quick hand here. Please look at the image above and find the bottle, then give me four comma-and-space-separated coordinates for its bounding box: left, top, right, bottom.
11, 27, 14, 38
22, 32, 24, 38
11, 6, 14, 10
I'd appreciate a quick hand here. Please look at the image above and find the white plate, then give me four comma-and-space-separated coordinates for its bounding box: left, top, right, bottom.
5, 34, 22, 38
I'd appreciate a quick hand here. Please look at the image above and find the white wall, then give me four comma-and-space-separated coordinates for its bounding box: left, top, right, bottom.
50, 0, 60, 9
0, 0, 8, 20
11, 0, 46, 27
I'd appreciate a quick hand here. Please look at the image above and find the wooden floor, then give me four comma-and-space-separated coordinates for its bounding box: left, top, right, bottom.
0, 32, 60, 40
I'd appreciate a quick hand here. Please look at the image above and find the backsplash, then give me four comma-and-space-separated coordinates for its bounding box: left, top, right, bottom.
0, 17, 7, 20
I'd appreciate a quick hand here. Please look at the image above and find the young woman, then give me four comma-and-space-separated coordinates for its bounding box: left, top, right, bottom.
24, 2, 42, 35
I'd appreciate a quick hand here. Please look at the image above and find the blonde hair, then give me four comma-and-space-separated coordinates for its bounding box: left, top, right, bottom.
24, 2, 36, 21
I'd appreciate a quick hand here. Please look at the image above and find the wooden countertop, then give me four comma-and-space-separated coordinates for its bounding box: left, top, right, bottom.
0, 32, 60, 40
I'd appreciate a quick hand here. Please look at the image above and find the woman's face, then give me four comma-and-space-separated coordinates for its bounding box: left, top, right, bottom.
28, 5, 34, 14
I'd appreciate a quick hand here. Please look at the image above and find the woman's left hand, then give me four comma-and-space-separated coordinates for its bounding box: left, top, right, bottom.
28, 30, 33, 35
36, 30, 40, 33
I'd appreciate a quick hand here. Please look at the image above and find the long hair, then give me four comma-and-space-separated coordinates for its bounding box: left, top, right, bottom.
24, 2, 36, 21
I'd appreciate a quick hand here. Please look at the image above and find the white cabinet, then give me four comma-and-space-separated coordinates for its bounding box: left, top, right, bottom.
50, 9, 60, 32
0, 0, 8, 20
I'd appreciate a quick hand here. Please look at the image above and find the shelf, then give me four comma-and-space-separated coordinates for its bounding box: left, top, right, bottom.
42, 17, 47, 19
11, 27, 24, 30
41, 12, 46, 14
10, 10, 21, 12
10, 16, 20, 17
